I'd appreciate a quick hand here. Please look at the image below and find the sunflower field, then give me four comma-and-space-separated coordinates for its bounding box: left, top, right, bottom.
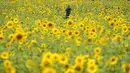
0, 0, 130, 73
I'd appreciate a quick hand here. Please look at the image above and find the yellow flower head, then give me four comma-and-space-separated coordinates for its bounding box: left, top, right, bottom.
0, 35, 4, 41
52, 53, 59, 61
58, 55, 68, 65
73, 63, 83, 72
6, 21, 14, 28
65, 69, 75, 73
67, 19, 74, 27
6, 66, 16, 73
110, 56, 118, 65
87, 64, 98, 73
15, 32, 25, 42
87, 59, 96, 66
26, 59, 35, 68
94, 47, 101, 55
8, 34, 15, 40
0, 51, 9, 59
122, 63, 130, 73
75, 56, 85, 65
47, 22, 55, 28
4, 60, 12, 68
42, 68, 56, 73
13, 18, 19, 24
43, 52, 53, 60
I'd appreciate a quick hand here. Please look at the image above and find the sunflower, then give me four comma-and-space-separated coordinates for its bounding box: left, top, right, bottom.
58, 55, 68, 65
109, 21, 115, 27
118, 17, 124, 23
83, 55, 89, 61
6, 66, 16, 73
6, 21, 14, 28
87, 64, 98, 73
26, 59, 35, 68
40, 59, 52, 67
94, 54, 102, 63
52, 28, 59, 34
122, 63, 130, 73
13, 18, 19, 24
8, 34, 14, 40
0, 35, 4, 41
42, 68, 56, 73
35, 19, 41, 26
122, 26, 128, 33
113, 26, 118, 33
4, 60, 12, 68
42, 23, 47, 28
52, 53, 59, 61
110, 56, 118, 65
73, 63, 83, 72
47, 22, 55, 28
75, 56, 85, 65
65, 69, 75, 73
43, 52, 53, 60
91, 28, 96, 33
100, 37, 107, 45
17, 45, 24, 51
62, 63, 71, 71
0, 51, 9, 59
87, 59, 96, 65
67, 19, 74, 27
65, 30, 73, 37
114, 35, 123, 42
74, 30, 80, 37
15, 32, 25, 42
60, 28, 67, 34
94, 47, 101, 55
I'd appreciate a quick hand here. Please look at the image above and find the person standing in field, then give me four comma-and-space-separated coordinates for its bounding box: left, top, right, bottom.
65, 5, 72, 19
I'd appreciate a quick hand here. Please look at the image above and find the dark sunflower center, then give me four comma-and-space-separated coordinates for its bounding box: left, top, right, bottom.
16, 34, 23, 40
